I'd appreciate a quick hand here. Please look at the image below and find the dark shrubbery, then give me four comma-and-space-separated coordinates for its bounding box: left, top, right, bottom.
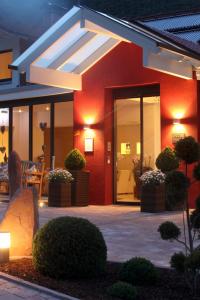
158, 221, 181, 240
64, 148, 86, 170
33, 217, 107, 279
165, 170, 189, 208
170, 252, 186, 273
119, 257, 158, 286
193, 163, 200, 181
185, 250, 200, 272
107, 281, 137, 300
175, 136, 200, 164
156, 147, 179, 173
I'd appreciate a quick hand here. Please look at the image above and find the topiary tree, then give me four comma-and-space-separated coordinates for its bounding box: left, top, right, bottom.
64, 148, 86, 170
157, 136, 200, 295
156, 147, 179, 173
119, 257, 158, 286
33, 216, 107, 279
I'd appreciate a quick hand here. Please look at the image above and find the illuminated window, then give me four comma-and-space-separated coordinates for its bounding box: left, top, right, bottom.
0, 51, 12, 81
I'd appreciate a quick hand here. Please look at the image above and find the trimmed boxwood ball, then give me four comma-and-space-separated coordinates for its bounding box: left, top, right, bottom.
156, 147, 179, 173
175, 136, 200, 164
107, 282, 137, 300
64, 148, 86, 170
119, 257, 158, 286
158, 221, 181, 240
170, 252, 186, 273
33, 217, 107, 279
165, 170, 189, 208
185, 250, 200, 272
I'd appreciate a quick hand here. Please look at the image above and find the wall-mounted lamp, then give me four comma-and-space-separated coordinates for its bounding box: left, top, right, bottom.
0, 232, 10, 263
172, 118, 185, 144
173, 119, 181, 125
83, 125, 90, 131
83, 125, 94, 152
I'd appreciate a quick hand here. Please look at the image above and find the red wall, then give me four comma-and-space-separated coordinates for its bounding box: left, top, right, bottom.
74, 42, 198, 207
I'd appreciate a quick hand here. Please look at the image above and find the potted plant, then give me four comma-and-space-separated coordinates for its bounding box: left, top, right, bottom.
140, 170, 166, 212
64, 148, 90, 206
156, 147, 180, 210
48, 168, 73, 207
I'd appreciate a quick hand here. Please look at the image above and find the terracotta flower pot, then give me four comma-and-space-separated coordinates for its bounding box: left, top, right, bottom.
70, 170, 90, 206
141, 184, 165, 213
48, 181, 71, 207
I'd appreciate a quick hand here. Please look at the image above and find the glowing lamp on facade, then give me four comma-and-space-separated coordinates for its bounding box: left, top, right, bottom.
172, 118, 185, 144
0, 109, 9, 127
0, 232, 10, 263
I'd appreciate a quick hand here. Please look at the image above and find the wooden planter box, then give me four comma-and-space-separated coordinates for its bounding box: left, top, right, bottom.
70, 170, 90, 206
141, 184, 165, 213
48, 181, 71, 207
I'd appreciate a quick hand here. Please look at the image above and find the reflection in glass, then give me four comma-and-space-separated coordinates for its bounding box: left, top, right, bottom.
13, 106, 29, 160
0, 108, 9, 163
54, 101, 73, 168
33, 104, 50, 167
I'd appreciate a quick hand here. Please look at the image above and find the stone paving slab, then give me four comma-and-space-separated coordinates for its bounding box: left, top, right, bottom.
0, 273, 79, 300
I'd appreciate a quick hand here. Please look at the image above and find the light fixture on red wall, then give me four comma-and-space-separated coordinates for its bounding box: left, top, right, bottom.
173, 119, 181, 125
83, 125, 94, 152
172, 118, 185, 144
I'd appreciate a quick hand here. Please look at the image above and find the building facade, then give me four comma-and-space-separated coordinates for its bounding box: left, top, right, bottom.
1, 6, 200, 207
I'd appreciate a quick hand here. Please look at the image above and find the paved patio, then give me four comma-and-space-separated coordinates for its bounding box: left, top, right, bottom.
0, 202, 184, 267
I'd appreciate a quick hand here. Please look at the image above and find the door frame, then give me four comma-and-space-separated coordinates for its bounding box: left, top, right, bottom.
112, 84, 160, 204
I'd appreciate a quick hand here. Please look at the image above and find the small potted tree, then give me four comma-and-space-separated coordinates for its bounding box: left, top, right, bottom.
65, 148, 90, 206
48, 169, 73, 207
140, 170, 166, 212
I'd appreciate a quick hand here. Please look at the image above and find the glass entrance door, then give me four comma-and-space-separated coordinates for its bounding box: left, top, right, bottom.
114, 96, 160, 204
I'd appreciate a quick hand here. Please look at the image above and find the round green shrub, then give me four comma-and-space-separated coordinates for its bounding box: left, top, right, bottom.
193, 163, 200, 181
165, 170, 189, 208
119, 257, 158, 286
185, 250, 200, 272
33, 217, 107, 279
158, 221, 181, 240
175, 136, 200, 164
64, 148, 86, 170
107, 282, 137, 300
156, 147, 179, 173
170, 252, 186, 273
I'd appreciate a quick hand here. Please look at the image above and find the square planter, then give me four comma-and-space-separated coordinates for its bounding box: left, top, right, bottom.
70, 170, 90, 206
48, 181, 71, 207
141, 184, 165, 213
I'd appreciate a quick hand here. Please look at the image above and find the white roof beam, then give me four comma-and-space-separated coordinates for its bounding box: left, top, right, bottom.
82, 20, 129, 42
143, 48, 193, 79
12, 6, 82, 71
48, 31, 96, 69
73, 38, 120, 74
82, 8, 157, 50
28, 65, 82, 90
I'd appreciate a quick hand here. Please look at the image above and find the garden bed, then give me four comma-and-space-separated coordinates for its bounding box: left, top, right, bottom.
0, 258, 195, 300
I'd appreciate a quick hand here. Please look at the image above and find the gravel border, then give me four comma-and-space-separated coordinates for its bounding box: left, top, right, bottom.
0, 271, 79, 300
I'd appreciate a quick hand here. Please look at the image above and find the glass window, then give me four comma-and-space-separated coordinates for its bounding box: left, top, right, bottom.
115, 99, 141, 203
0, 108, 9, 163
0, 51, 12, 81
13, 106, 29, 160
33, 104, 50, 167
143, 96, 161, 169
54, 101, 73, 168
